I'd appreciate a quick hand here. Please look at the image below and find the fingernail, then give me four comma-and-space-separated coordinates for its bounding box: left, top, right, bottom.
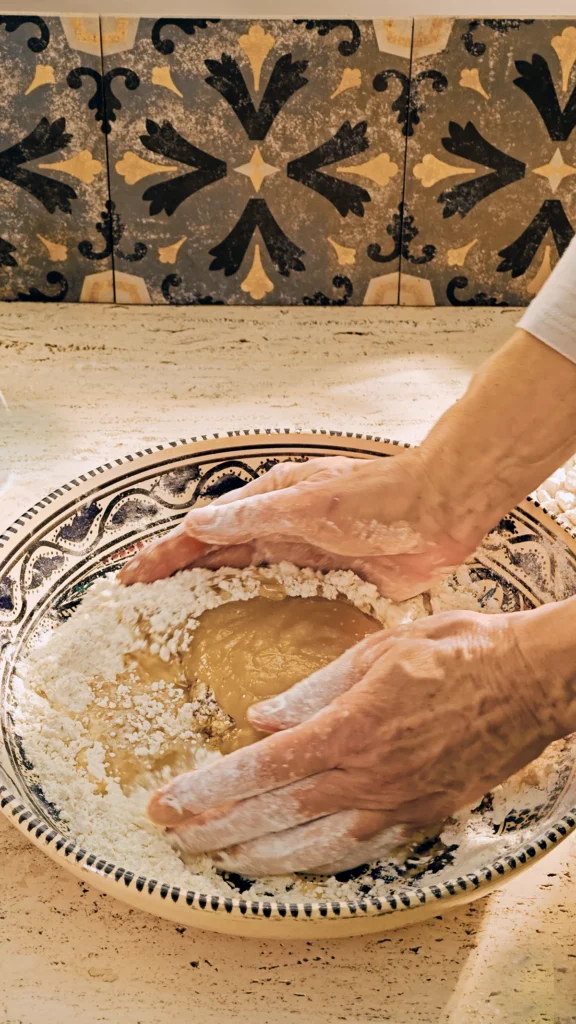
118, 562, 138, 584
119, 550, 155, 585
248, 696, 284, 722
250, 698, 275, 717
185, 505, 218, 528
147, 791, 187, 825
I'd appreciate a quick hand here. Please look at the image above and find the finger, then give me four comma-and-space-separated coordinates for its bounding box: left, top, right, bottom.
119, 461, 315, 584
313, 786, 453, 868
313, 824, 410, 875
121, 533, 445, 598
180, 489, 309, 547
248, 631, 389, 732
147, 712, 339, 826
189, 543, 258, 569
188, 537, 339, 572
170, 771, 351, 854
182, 504, 426, 562
211, 809, 389, 876
208, 460, 316, 503
367, 550, 451, 602
119, 523, 209, 585
175, 457, 328, 550
178, 467, 432, 560
164, 535, 372, 573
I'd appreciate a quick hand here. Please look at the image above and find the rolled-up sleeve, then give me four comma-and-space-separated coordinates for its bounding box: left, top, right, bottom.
518, 233, 576, 364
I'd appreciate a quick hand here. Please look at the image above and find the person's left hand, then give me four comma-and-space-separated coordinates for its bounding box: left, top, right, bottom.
147, 608, 560, 876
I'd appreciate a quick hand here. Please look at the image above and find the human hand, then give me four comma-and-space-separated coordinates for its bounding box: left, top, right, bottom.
147, 608, 562, 876
120, 453, 480, 601
120, 329, 576, 601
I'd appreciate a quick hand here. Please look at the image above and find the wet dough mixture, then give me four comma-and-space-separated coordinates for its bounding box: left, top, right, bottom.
72, 649, 219, 793
78, 588, 380, 789
185, 590, 381, 752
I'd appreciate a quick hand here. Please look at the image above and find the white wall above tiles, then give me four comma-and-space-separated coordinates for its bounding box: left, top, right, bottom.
0, 3, 574, 14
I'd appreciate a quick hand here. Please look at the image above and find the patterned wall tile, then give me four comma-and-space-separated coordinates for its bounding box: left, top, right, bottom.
0, 15, 111, 302
402, 18, 576, 307
101, 17, 411, 305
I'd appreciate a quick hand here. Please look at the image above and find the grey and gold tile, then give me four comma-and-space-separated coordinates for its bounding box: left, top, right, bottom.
0, 15, 111, 302
102, 17, 411, 305
402, 17, 576, 306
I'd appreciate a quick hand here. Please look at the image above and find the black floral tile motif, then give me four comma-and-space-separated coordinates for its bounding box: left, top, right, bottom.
7, 18, 575, 307
101, 17, 410, 305
0, 16, 111, 302
402, 18, 576, 306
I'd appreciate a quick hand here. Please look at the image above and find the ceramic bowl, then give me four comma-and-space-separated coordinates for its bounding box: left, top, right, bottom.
1, 430, 576, 939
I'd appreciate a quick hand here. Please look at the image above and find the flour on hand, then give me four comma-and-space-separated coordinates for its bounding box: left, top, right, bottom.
12, 561, 504, 900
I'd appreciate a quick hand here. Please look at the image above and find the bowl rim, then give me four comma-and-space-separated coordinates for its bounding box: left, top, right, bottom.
1, 426, 576, 925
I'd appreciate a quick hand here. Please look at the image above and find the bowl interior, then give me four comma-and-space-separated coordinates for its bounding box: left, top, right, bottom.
2, 431, 576, 912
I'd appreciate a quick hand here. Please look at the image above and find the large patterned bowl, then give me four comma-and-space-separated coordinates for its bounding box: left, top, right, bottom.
1, 430, 576, 938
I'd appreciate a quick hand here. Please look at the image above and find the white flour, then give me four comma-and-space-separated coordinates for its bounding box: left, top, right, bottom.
11, 561, 520, 901
535, 455, 576, 527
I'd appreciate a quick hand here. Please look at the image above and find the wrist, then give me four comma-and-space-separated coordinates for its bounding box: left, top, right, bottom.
406, 443, 498, 558
512, 598, 576, 739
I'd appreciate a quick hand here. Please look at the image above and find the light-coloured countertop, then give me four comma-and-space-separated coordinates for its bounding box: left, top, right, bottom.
1, 303, 575, 1024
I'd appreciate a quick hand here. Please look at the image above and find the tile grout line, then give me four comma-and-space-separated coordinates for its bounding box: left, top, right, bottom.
98, 16, 116, 304
397, 17, 415, 307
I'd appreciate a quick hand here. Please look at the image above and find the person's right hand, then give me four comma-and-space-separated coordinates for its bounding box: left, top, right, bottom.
147, 605, 566, 876
120, 452, 485, 600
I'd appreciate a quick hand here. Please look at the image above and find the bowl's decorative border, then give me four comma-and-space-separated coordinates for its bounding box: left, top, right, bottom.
0, 428, 412, 551
1, 780, 575, 920
1, 428, 576, 924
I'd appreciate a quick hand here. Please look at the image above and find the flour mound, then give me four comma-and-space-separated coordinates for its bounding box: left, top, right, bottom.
12, 561, 502, 901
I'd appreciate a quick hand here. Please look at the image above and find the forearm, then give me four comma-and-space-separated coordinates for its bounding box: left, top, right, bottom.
416, 327, 576, 548
416, 233, 576, 548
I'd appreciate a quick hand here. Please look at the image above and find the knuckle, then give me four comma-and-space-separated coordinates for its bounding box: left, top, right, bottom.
268, 461, 295, 481
264, 460, 307, 490
331, 455, 355, 470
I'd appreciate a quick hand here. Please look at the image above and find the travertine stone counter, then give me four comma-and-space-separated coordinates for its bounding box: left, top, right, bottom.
1, 304, 574, 1024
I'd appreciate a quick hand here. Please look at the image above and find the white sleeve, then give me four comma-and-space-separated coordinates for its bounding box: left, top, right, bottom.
518, 233, 576, 364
